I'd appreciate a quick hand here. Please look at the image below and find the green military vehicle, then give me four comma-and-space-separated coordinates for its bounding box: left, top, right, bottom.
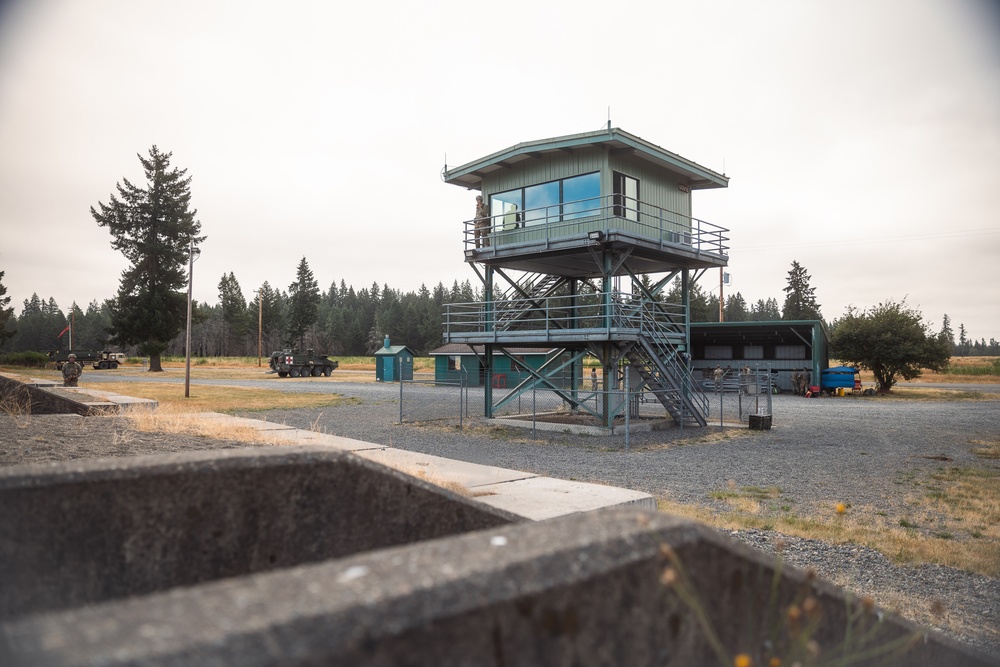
49, 350, 127, 370
268, 349, 338, 378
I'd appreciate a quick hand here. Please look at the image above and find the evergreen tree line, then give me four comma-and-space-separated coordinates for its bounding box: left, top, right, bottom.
2, 259, 998, 357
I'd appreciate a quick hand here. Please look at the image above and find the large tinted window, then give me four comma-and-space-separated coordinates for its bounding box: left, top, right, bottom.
491, 172, 600, 227
490, 191, 522, 231
524, 181, 560, 226
563, 173, 600, 220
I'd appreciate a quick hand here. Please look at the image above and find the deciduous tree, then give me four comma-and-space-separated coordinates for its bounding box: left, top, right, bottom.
831, 299, 950, 393
91, 146, 204, 371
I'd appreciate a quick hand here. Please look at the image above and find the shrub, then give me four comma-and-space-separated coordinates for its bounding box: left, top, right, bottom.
0, 351, 50, 368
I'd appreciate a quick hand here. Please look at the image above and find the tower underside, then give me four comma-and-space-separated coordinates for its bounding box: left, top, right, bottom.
445, 221, 728, 428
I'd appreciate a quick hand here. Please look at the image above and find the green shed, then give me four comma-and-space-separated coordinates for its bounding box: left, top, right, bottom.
374, 336, 415, 382
429, 344, 568, 388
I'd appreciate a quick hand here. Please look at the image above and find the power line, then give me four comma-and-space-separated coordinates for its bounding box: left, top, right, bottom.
738, 227, 999, 252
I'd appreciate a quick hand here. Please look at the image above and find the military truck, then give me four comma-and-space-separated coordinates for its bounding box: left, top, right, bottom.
49, 350, 127, 370
268, 349, 338, 377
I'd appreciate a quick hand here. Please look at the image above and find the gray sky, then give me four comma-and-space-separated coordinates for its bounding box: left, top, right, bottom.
1, 0, 998, 341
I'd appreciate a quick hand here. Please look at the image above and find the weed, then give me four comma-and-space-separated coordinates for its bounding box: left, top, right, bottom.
657, 543, 921, 666
899, 519, 918, 528
0, 383, 32, 428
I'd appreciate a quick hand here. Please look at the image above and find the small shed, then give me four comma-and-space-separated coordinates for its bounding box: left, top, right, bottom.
374, 336, 415, 382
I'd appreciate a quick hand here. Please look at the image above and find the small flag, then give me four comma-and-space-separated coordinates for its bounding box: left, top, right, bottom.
57, 325, 70, 338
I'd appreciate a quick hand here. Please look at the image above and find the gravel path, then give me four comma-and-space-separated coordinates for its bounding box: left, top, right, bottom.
242, 384, 1000, 655
3, 378, 998, 655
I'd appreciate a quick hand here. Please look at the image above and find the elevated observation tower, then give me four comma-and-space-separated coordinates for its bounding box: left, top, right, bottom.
442, 127, 729, 427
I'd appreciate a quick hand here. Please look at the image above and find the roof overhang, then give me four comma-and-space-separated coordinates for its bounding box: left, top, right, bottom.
443, 128, 729, 191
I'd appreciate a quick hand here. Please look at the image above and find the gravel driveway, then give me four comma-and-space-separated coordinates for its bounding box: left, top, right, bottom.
242, 382, 1000, 656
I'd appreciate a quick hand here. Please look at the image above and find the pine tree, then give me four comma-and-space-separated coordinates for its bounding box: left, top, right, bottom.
938, 314, 955, 353
91, 146, 204, 371
782, 261, 822, 321
286, 257, 319, 349
217, 272, 248, 355
0, 267, 14, 348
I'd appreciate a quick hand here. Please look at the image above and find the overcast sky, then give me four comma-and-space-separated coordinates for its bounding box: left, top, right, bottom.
1, 0, 998, 341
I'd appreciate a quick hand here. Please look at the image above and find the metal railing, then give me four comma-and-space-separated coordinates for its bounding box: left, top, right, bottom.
465, 193, 729, 257
443, 292, 688, 339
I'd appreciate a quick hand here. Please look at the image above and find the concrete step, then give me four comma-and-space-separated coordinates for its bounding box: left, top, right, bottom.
180, 412, 655, 521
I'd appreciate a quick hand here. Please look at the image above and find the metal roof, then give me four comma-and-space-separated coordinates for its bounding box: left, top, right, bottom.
443, 127, 729, 191
691, 320, 830, 345
428, 344, 559, 356
374, 345, 415, 356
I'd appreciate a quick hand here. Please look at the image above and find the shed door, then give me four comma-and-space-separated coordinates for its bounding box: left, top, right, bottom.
383, 356, 394, 382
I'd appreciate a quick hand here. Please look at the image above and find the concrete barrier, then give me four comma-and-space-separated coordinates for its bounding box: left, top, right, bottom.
0, 447, 994, 666
0, 447, 519, 621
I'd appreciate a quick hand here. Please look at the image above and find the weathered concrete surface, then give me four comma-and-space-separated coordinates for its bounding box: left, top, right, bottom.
0, 447, 519, 621
474, 476, 657, 518
181, 412, 658, 519
2, 509, 993, 667
0, 373, 156, 415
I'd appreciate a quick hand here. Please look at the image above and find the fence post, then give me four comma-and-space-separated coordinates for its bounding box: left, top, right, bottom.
398, 357, 403, 424
624, 373, 630, 452
459, 373, 464, 430
532, 382, 537, 439
719, 377, 724, 428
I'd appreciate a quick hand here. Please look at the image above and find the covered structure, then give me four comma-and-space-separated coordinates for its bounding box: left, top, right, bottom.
688, 320, 830, 392
441, 127, 730, 426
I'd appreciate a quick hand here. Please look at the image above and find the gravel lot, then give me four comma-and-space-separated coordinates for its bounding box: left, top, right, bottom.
2, 377, 998, 656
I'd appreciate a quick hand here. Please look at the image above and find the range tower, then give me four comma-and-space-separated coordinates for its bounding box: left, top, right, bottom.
442, 128, 729, 427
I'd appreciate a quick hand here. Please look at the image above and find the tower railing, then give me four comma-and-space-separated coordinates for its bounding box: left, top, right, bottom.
442, 292, 688, 341
465, 194, 729, 258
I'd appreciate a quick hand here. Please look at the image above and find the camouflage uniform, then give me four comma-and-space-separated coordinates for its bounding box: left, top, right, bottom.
474, 196, 491, 248
62, 355, 82, 387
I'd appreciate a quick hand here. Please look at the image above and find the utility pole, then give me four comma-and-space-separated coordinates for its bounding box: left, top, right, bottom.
184, 239, 200, 398
254, 288, 263, 367
719, 267, 725, 322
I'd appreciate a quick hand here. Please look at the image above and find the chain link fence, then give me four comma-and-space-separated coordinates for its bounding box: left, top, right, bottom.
398, 364, 776, 450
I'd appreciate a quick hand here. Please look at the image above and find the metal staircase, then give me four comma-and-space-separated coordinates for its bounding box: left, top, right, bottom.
494, 274, 563, 329
614, 300, 708, 426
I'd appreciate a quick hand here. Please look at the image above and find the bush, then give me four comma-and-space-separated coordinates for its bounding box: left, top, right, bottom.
0, 351, 50, 368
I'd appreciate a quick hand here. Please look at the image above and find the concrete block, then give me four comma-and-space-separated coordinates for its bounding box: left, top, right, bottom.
474, 476, 657, 520
0, 447, 520, 622
2, 510, 991, 666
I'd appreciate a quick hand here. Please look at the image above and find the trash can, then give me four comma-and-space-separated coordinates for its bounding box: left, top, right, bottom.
748, 414, 772, 430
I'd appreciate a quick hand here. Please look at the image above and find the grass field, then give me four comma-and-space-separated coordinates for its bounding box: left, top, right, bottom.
659, 436, 1000, 578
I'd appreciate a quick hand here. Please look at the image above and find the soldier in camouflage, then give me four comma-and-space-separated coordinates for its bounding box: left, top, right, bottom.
62, 353, 82, 387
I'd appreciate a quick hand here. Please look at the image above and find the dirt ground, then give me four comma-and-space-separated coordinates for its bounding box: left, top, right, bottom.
1, 414, 266, 468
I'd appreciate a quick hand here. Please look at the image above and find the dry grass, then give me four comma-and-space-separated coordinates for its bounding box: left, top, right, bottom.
118, 403, 286, 444
92, 381, 356, 413
658, 441, 1000, 578
0, 382, 32, 428
839, 356, 1000, 387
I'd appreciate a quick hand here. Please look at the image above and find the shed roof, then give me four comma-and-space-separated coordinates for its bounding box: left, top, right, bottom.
443, 127, 729, 191
374, 345, 415, 357
691, 320, 830, 346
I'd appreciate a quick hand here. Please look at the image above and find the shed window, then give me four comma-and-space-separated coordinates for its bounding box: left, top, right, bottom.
776, 345, 806, 359
743, 345, 764, 360
705, 345, 732, 360
447, 356, 460, 371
